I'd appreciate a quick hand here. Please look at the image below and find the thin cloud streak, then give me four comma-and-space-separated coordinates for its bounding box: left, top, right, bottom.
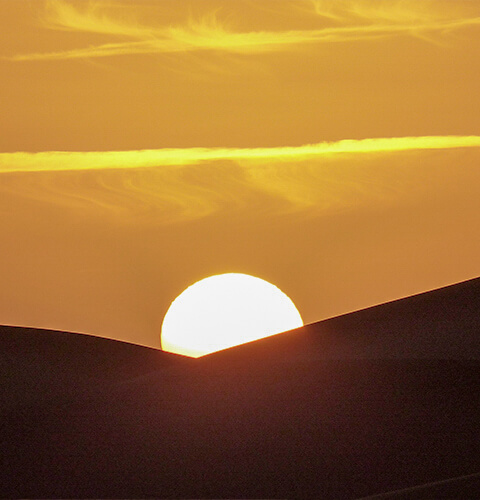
1, 136, 479, 224
310, 0, 455, 24
6, 0, 480, 61
1, 136, 480, 173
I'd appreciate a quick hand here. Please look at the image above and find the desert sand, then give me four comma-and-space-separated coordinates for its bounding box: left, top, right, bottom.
1, 277, 480, 498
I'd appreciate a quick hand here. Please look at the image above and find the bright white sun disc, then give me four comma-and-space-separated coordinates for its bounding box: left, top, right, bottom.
161, 273, 303, 358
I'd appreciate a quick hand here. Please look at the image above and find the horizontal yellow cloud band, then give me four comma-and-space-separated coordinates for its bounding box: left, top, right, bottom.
1, 136, 480, 173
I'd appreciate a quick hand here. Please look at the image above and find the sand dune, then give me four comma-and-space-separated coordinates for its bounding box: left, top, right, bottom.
1, 277, 479, 498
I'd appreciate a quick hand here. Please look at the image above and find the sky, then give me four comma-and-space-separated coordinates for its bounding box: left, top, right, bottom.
1, 0, 480, 348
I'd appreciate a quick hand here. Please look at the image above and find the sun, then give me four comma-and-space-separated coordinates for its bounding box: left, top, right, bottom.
161, 273, 303, 358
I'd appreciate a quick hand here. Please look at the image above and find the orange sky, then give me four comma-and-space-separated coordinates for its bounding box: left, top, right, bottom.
1, 0, 480, 348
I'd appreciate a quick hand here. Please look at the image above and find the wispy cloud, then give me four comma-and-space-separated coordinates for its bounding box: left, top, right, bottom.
310, 0, 454, 25
7, 0, 480, 61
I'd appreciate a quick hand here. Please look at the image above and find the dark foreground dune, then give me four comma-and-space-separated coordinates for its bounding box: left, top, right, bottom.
1, 277, 480, 498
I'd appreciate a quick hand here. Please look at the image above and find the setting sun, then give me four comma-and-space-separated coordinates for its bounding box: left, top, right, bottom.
161, 273, 303, 358
2, 0, 480, 497
1, 0, 480, 349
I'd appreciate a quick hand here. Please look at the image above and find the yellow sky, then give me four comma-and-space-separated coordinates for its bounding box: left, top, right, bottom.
1, 0, 480, 348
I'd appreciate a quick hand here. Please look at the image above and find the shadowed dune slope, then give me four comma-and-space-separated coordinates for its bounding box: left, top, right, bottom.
1, 277, 480, 498
0, 326, 189, 411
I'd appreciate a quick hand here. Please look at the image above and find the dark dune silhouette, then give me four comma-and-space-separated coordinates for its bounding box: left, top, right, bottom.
1, 277, 480, 498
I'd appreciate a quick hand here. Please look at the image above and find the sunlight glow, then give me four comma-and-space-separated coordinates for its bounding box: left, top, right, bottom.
161, 273, 303, 358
